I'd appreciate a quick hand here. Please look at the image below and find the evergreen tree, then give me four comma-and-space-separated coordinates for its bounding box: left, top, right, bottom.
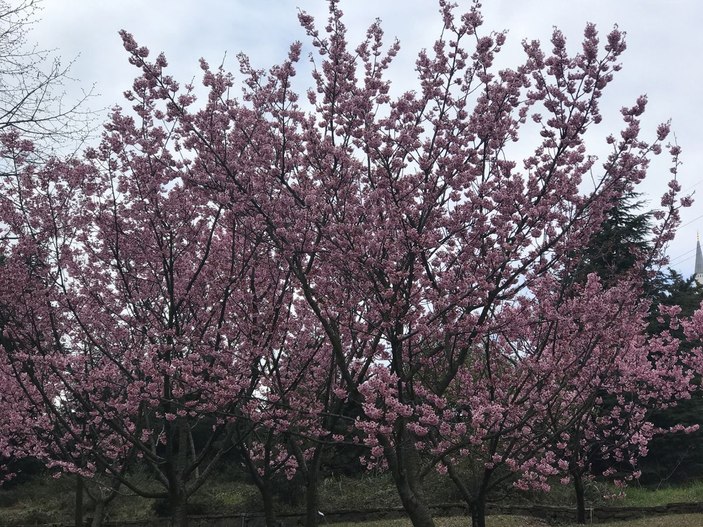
641, 270, 703, 485
649, 269, 703, 333
570, 192, 653, 286
572, 193, 703, 486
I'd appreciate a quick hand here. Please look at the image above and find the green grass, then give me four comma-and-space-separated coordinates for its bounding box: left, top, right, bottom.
3, 470, 703, 526
0, 471, 263, 524
513, 478, 703, 509
621, 480, 703, 506
0, 475, 74, 524
318, 473, 402, 510
332, 517, 549, 527
587, 515, 703, 527
332, 514, 703, 527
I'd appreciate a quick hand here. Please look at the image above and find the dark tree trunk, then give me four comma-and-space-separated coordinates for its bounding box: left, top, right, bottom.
304, 453, 322, 527
470, 497, 486, 527
240, 435, 279, 527
381, 431, 435, 527
247, 471, 278, 527
252, 477, 278, 527
168, 479, 189, 527
75, 475, 84, 527
262, 487, 277, 527
395, 480, 436, 527
91, 500, 107, 527
171, 498, 189, 527
167, 417, 191, 527
85, 475, 121, 527
445, 460, 492, 527
468, 476, 490, 527
574, 470, 587, 524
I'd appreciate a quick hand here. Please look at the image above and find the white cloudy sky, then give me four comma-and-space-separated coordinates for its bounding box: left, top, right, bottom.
31, 0, 703, 276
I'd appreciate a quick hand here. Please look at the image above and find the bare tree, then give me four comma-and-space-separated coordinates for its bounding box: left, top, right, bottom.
0, 0, 93, 156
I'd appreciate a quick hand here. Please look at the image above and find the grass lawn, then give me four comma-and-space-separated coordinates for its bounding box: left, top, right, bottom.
3, 471, 703, 525
332, 515, 703, 527
589, 516, 703, 527
621, 480, 703, 506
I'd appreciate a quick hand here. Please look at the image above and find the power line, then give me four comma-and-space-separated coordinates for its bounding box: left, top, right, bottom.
669, 247, 695, 265
671, 254, 695, 266
680, 213, 703, 229
682, 178, 703, 192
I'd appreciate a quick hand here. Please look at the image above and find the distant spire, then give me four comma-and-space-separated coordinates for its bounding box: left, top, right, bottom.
696, 233, 703, 285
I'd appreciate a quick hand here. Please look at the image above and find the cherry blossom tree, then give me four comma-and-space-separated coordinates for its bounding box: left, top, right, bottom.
455, 275, 698, 526
110, 2, 694, 526
540, 274, 700, 524
0, 93, 290, 525
1, 2, 700, 527
267, 4, 691, 527
233, 311, 350, 527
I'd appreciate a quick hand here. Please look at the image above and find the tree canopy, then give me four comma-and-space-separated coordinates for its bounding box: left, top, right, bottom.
0, 2, 701, 527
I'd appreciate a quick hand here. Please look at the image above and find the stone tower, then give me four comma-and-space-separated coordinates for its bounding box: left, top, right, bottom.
696, 233, 703, 286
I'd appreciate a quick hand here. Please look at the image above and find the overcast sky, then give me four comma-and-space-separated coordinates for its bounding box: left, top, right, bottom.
31, 0, 703, 276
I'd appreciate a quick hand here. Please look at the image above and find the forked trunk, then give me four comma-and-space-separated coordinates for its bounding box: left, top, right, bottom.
395, 480, 436, 527
446, 460, 491, 527
168, 417, 191, 527
85, 475, 120, 527
381, 429, 435, 527
470, 480, 490, 527
91, 500, 107, 527
243, 443, 278, 527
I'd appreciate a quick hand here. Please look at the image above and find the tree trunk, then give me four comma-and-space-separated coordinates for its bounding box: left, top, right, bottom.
168, 478, 190, 527
85, 475, 120, 527
304, 454, 322, 527
168, 417, 191, 527
394, 480, 436, 527
574, 470, 587, 524
240, 437, 278, 527
171, 497, 189, 527
262, 487, 277, 527
90, 500, 107, 527
470, 495, 486, 527
381, 431, 435, 527
172, 503, 189, 527
75, 475, 84, 527
445, 460, 491, 527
